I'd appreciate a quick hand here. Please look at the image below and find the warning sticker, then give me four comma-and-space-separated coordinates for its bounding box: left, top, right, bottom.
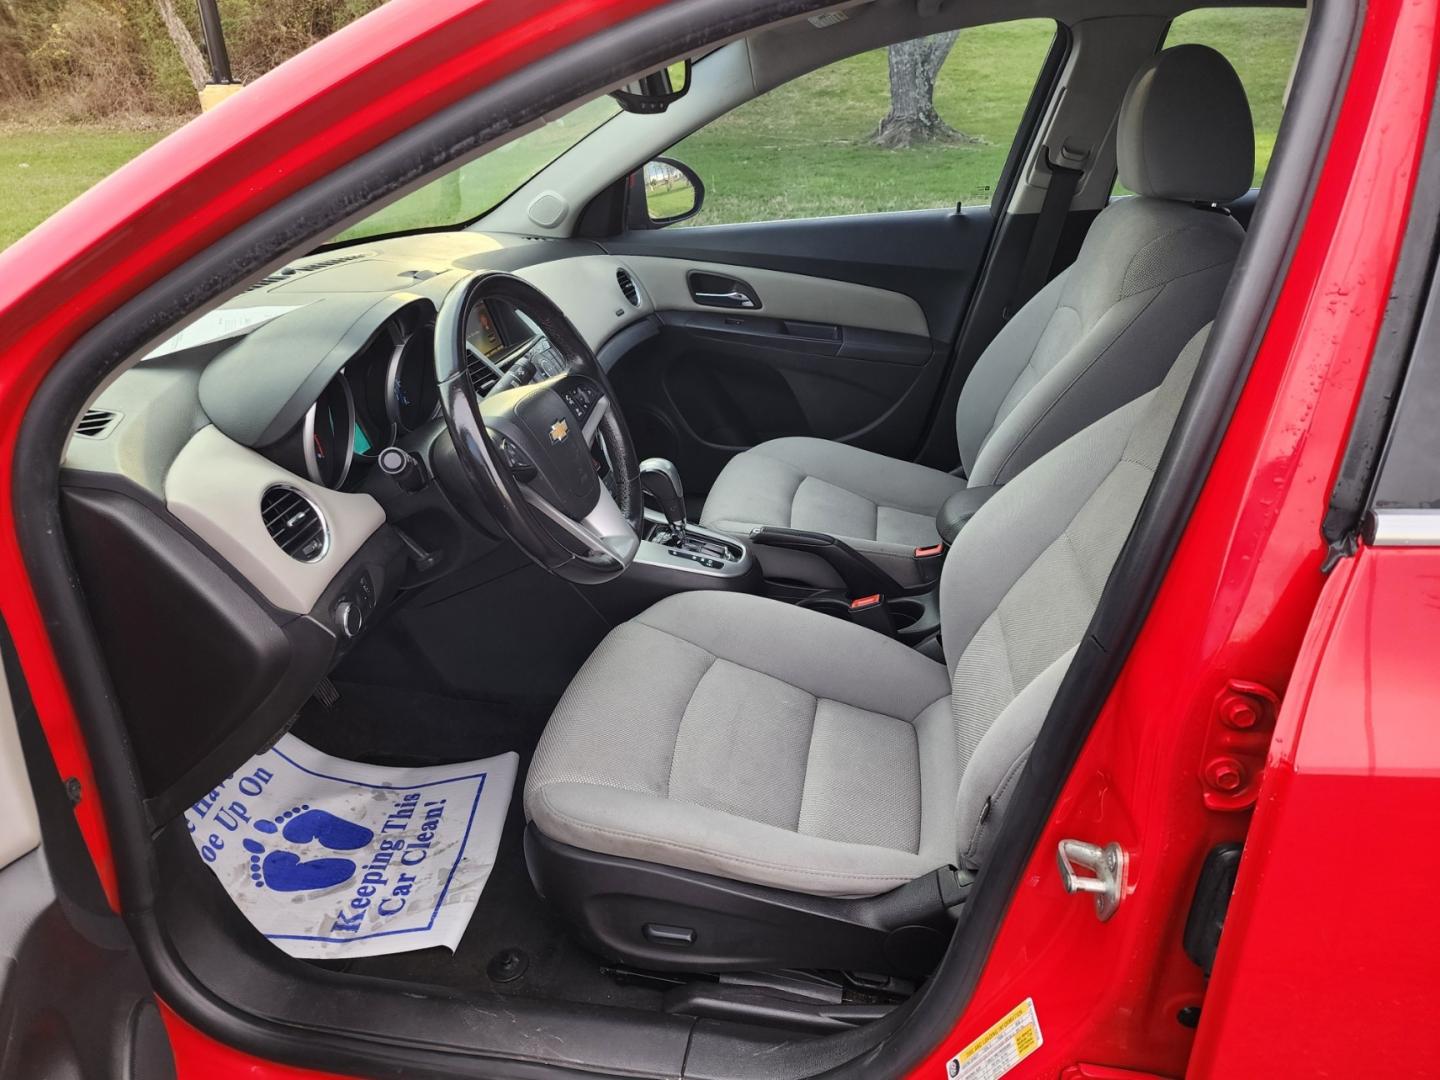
945, 998, 1043, 1080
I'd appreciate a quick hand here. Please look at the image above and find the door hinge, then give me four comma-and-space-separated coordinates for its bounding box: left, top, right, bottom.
1200, 680, 1279, 812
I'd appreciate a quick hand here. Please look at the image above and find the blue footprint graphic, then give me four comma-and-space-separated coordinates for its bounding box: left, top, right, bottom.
253, 805, 374, 851
243, 838, 356, 892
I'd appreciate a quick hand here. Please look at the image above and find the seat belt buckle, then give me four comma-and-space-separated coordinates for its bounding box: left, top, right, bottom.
914, 543, 945, 585
846, 593, 895, 636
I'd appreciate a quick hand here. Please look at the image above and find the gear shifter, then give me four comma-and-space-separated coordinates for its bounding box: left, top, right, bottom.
639, 457, 687, 538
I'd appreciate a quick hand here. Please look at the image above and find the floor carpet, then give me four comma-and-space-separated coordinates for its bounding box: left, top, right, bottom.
289, 680, 664, 1011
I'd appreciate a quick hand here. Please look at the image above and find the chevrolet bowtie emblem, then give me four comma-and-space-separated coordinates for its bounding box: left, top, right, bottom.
549, 419, 569, 444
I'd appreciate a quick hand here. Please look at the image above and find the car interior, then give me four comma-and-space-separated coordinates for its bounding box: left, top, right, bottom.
47, 0, 1321, 1072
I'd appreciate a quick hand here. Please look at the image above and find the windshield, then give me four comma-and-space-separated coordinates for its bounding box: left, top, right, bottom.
335, 95, 621, 242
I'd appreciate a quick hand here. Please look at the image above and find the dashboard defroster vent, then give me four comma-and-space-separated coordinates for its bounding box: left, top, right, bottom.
261, 485, 328, 563
75, 408, 121, 439
616, 268, 640, 306
245, 253, 369, 291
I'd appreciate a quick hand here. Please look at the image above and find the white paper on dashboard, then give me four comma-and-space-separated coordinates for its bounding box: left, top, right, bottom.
144, 304, 310, 359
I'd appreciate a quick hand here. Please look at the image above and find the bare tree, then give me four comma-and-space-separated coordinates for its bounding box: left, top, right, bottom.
871, 31, 977, 149
154, 0, 209, 91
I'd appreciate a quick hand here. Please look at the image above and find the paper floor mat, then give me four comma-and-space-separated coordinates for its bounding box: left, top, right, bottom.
185, 734, 518, 960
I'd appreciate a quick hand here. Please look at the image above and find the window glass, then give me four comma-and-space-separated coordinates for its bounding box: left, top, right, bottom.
337, 95, 621, 242
1121, 8, 1308, 193
663, 20, 1056, 227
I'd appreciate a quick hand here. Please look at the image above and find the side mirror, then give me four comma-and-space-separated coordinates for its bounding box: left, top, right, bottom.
630, 157, 706, 228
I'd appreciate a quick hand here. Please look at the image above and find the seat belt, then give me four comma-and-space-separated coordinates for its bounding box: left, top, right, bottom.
1005, 146, 1085, 319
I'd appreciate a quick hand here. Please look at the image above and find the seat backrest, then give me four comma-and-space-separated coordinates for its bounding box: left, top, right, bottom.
955, 44, 1252, 489
941, 324, 1208, 864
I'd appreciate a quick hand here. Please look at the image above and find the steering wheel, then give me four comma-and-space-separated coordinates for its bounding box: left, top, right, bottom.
433, 272, 643, 585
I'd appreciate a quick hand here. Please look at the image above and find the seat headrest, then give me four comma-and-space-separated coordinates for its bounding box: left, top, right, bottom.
1117, 44, 1255, 203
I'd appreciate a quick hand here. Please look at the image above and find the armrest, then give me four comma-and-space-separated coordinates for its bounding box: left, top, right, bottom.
749, 526, 904, 598
936, 485, 1001, 545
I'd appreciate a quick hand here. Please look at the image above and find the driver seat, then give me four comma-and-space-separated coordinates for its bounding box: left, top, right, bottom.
523, 328, 1207, 973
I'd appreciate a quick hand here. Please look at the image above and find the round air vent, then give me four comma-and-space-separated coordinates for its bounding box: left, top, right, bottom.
616, 267, 640, 307
261, 485, 329, 563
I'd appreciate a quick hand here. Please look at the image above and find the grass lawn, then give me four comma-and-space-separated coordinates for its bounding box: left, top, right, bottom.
0, 126, 170, 250
0, 9, 1307, 249
671, 20, 1058, 225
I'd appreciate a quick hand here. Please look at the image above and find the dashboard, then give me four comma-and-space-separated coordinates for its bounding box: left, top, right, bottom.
57, 233, 656, 815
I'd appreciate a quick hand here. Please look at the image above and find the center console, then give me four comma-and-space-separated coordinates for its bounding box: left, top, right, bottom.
602, 459, 940, 663
592, 459, 761, 616
642, 517, 750, 575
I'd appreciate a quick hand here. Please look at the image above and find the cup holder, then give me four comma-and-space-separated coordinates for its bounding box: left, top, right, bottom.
889, 598, 927, 631
796, 595, 854, 619
792, 591, 939, 644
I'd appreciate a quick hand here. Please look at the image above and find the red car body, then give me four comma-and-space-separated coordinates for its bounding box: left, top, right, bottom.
1, 0, 1437, 1076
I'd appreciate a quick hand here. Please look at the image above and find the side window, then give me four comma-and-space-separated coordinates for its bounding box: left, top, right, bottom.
661, 20, 1056, 227
1162, 8, 1309, 188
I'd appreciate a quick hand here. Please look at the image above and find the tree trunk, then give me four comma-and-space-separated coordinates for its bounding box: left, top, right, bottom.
871, 31, 977, 149
154, 0, 210, 91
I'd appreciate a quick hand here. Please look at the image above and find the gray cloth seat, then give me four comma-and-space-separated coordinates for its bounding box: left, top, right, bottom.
698, 437, 969, 588
526, 326, 1209, 900
699, 44, 1251, 588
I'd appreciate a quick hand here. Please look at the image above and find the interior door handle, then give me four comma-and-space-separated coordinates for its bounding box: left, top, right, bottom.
687, 270, 761, 310
692, 289, 757, 309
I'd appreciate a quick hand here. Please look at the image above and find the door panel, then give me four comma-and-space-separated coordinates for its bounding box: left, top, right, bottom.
0, 655, 38, 871
624, 254, 930, 337
0, 633, 174, 1080
606, 206, 990, 491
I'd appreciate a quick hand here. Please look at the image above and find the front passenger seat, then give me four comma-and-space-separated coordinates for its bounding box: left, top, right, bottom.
700, 44, 1252, 588
525, 327, 1211, 974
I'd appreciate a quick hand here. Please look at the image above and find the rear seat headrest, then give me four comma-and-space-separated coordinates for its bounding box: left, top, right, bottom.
1117, 44, 1255, 204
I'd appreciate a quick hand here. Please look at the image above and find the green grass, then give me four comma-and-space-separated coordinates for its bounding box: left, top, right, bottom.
0, 9, 1309, 248
670, 20, 1058, 226
0, 126, 169, 249
336, 95, 621, 242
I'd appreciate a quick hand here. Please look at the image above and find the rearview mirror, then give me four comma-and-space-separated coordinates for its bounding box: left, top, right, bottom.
611, 60, 691, 115
633, 158, 705, 227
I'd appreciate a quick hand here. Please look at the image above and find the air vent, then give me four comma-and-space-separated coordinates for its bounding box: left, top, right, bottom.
261, 485, 328, 563
616, 268, 640, 307
245, 253, 368, 291
75, 408, 121, 439
467, 353, 500, 396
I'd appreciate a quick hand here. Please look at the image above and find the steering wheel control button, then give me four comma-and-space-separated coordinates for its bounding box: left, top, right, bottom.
560, 380, 600, 423
494, 434, 537, 480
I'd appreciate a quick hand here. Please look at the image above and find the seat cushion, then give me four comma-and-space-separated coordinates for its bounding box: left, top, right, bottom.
524, 591, 956, 897
699, 437, 968, 587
